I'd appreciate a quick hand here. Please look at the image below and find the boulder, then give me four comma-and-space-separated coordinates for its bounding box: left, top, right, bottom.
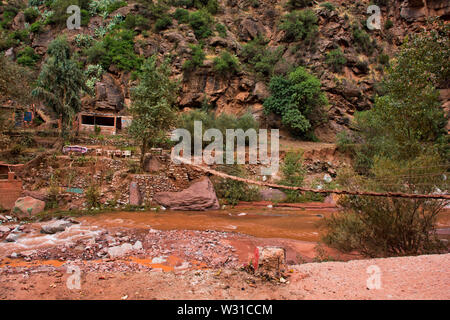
11, 196, 45, 219
129, 181, 142, 206
5, 233, 20, 242
41, 220, 73, 234
108, 241, 142, 258
254, 246, 286, 278
259, 189, 287, 202
154, 177, 220, 211
144, 154, 163, 173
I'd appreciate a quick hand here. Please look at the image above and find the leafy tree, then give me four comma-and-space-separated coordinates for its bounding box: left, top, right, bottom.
323, 22, 450, 258
129, 56, 179, 168
32, 37, 89, 138
263, 66, 328, 137
0, 54, 33, 105
351, 22, 449, 169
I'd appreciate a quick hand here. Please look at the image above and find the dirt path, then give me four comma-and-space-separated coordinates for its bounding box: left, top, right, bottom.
0, 253, 448, 300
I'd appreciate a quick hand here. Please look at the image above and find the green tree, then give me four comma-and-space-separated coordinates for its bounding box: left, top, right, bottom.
352, 22, 449, 169
129, 56, 179, 168
32, 37, 89, 138
263, 66, 328, 138
323, 22, 450, 258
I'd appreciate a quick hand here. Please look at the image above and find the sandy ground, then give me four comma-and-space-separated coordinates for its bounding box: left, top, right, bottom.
0, 253, 448, 300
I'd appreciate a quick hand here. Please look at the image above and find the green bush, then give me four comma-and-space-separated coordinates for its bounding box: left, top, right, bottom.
188, 9, 213, 40
30, 20, 44, 33
106, 0, 127, 14
320, 2, 335, 11
240, 36, 283, 79
212, 165, 261, 205
325, 48, 347, 73
279, 9, 318, 43
286, 0, 313, 9
378, 53, 389, 66
74, 33, 94, 48
10, 29, 30, 43
213, 51, 240, 76
24, 7, 40, 23
85, 182, 101, 208
0, 8, 18, 29
263, 66, 327, 137
85, 41, 107, 64
173, 8, 190, 24
100, 30, 142, 71
183, 44, 205, 71
384, 19, 394, 30
155, 15, 172, 32
215, 23, 227, 37
123, 14, 150, 30
352, 24, 377, 54
17, 46, 40, 67
323, 157, 448, 257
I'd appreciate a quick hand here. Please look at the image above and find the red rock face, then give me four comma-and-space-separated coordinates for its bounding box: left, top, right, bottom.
154, 177, 220, 211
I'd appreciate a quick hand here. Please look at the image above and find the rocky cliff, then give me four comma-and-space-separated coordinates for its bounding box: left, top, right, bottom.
1, 0, 449, 140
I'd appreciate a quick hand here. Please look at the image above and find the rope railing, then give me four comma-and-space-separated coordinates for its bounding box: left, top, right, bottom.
174, 158, 450, 201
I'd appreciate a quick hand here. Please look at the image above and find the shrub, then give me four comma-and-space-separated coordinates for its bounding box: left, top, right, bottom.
30, 20, 44, 33
240, 36, 283, 79
188, 9, 213, 40
352, 24, 377, 54
263, 66, 327, 137
213, 51, 240, 76
215, 23, 227, 37
154, 15, 172, 32
212, 165, 261, 205
183, 44, 205, 71
17, 46, 40, 67
85, 41, 107, 64
320, 2, 335, 11
10, 29, 30, 43
384, 19, 393, 30
24, 7, 40, 23
286, 0, 313, 9
100, 30, 142, 71
173, 8, 190, 24
279, 9, 318, 43
323, 157, 448, 257
378, 53, 389, 66
325, 48, 347, 73
85, 181, 101, 208
355, 59, 369, 73
74, 33, 94, 48
279, 151, 306, 202
106, 0, 127, 14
